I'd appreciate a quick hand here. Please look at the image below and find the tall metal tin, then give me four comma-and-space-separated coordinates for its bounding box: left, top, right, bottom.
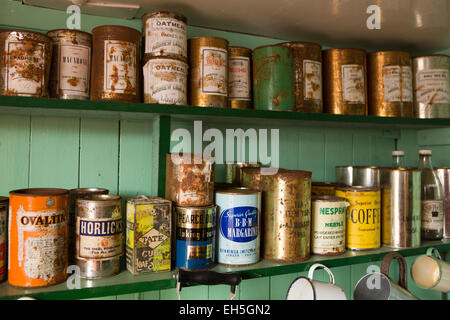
0, 30, 52, 97
368, 51, 413, 117
216, 188, 261, 265
335, 186, 381, 250
381, 168, 421, 248
228, 46, 252, 109
335, 166, 353, 186
241, 167, 264, 191
76, 194, 123, 279
47, 29, 92, 100
141, 11, 187, 61
225, 162, 261, 185
323, 48, 367, 115
336, 166, 380, 188
174, 205, 217, 270
436, 167, 450, 238
261, 169, 312, 262
311, 182, 347, 196
253, 44, 295, 111
0, 197, 8, 283
413, 55, 450, 118
281, 41, 322, 113
188, 36, 228, 108
8, 188, 69, 288
90, 25, 141, 102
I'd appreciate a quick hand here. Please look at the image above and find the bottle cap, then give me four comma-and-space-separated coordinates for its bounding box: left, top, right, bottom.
392, 150, 404, 156
419, 149, 432, 155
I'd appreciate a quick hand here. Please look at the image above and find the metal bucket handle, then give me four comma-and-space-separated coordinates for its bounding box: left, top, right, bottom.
308, 263, 335, 285
380, 252, 408, 290
426, 247, 442, 260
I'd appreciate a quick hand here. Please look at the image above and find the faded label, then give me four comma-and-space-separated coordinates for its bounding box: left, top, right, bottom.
58, 44, 90, 96
201, 46, 227, 96
145, 17, 187, 58
228, 57, 250, 100
421, 200, 443, 231
304, 60, 322, 101
383, 65, 413, 102
104, 40, 136, 94
341, 64, 365, 104
415, 69, 450, 104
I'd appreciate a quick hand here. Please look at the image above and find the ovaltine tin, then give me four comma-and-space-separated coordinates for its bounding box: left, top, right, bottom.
262, 169, 312, 262
90, 25, 141, 102
225, 162, 261, 185
413, 55, 450, 118
335, 186, 380, 250
336, 166, 380, 188
142, 11, 187, 61
0, 30, 52, 97
436, 167, 450, 238
253, 44, 295, 111
189, 36, 228, 108
126, 196, 171, 274
76, 194, 123, 279
0, 197, 8, 283
368, 51, 413, 117
216, 188, 261, 265
241, 167, 263, 191
174, 205, 216, 270
47, 29, 92, 100
8, 188, 69, 288
281, 41, 322, 113
323, 48, 367, 115
311, 196, 349, 255
312, 182, 347, 196
228, 46, 252, 109
143, 55, 188, 105
165, 153, 215, 206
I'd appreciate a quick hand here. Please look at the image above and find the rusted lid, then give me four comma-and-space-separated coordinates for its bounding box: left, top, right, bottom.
91, 25, 141, 37
70, 188, 109, 194
336, 185, 379, 192
174, 204, 216, 211
312, 195, 348, 202
127, 195, 171, 204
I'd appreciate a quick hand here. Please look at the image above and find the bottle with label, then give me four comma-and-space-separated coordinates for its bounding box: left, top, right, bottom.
392, 150, 405, 168
418, 149, 444, 240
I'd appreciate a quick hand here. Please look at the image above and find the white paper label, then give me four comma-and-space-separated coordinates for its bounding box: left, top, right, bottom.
145, 17, 187, 58
228, 57, 250, 100
383, 65, 413, 102
303, 60, 322, 101
421, 200, 443, 231
104, 40, 136, 94
341, 64, 365, 103
201, 46, 227, 96
58, 44, 90, 96
415, 69, 450, 104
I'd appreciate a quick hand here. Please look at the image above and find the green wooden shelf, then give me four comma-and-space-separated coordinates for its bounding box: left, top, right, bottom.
0, 240, 448, 300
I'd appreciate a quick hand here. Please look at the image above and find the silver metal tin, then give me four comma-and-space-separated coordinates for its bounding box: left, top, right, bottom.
336, 166, 380, 188
436, 167, 450, 238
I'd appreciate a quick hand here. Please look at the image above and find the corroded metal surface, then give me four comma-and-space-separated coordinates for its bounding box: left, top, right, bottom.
228, 46, 252, 109
241, 167, 264, 191
225, 162, 261, 185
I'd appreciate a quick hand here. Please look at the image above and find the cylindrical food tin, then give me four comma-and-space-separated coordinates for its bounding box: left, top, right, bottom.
311, 182, 347, 196
90, 25, 141, 102
281, 41, 322, 113
76, 194, 123, 279
413, 55, 450, 118
228, 46, 252, 109
368, 51, 413, 117
262, 169, 312, 262
142, 11, 187, 61
8, 188, 68, 288
0, 197, 8, 283
436, 167, 450, 238
47, 29, 92, 100
323, 48, 367, 115
0, 30, 52, 97
336, 166, 380, 188
381, 168, 421, 248
311, 196, 349, 255
165, 153, 215, 206
174, 205, 216, 270
188, 36, 228, 108
241, 167, 264, 191
143, 55, 188, 105
335, 186, 380, 250
216, 188, 261, 265
225, 162, 261, 185
253, 44, 295, 111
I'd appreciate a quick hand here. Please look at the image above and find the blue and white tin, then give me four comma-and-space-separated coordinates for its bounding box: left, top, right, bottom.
216, 188, 261, 265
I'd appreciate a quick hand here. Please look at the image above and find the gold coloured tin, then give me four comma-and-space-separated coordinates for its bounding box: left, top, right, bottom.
228, 46, 252, 109
311, 182, 347, 196
225, 162, 261, 185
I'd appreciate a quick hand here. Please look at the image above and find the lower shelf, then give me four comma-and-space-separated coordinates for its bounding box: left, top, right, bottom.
1, 239, 448, 300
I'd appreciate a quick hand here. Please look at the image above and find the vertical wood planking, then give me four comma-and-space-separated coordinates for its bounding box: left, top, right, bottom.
208, 284, 241, 300
299, 128, 325, 181
324, 129, 353, 181
269, 273, 300, 300
239, 277, 270, 300
160, 286, 209, 300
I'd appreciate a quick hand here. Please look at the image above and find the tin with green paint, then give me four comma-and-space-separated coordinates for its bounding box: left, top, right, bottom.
252, 44, 295, 111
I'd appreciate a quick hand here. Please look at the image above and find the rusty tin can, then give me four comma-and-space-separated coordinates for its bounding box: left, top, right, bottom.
241, 167, 264, 191
225, 162, 261, 185
76, 194, 123, 279
142, 11, 187, 61
311, 182, 347, 196
311, 195, 349, 255
126, 196, 171, 274
282, 41, 322, 113
47, 29, 92, 100
0, 197, 8, 283
0, 30, 52, 97
188, 36, 228, 108
174, 205, 217, 270
436, 167, 450, 238
335, 186, 380, 250
413, 55, 450, 118
228, 46, 252, 109
323, 48, 367, 115
8, 188, 68, 288
143, 54, 188, 105
261, 169, 312, 262
165, 153, 215, 206
90, 25, 141, 102
368, 51, 413, 117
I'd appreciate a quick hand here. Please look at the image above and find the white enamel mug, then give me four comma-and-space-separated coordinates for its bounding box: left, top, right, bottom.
412, 247, 450, 293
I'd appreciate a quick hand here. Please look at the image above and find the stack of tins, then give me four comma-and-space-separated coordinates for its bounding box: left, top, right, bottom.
8, 189, 68, 288
436, 168, 450, 239
228, 46, 253, 109
165, 153, 217, 270
323, 48, 367, 115
224, 162, 261, 185
141, 11, 188, 105
90, 25, 140, 102
0, 197, 8, 283
0, 30, 52, 97
75, 194, 123, 279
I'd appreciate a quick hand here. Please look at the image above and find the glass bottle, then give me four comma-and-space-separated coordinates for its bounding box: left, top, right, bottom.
392, 150, 405, 168
418, 149, 443, 240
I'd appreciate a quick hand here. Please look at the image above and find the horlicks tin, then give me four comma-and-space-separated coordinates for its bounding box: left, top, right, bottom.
215, 188, 261, 266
